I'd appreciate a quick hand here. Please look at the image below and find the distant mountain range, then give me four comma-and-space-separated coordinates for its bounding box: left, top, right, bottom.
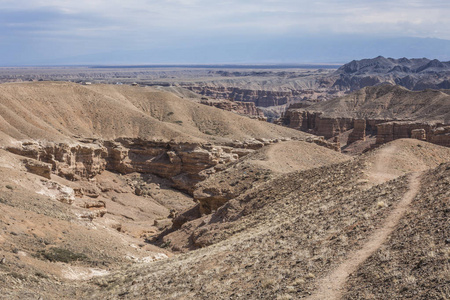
331, 56, 450, 91
336, 56, 450, 75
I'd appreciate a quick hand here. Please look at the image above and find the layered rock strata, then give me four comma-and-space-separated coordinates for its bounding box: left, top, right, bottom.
278, 110, 382, 140
411, 129, 426, 140
7, 142, 107, 180
347, 119, 366, 144
7, 136, 342, 199
279, 109, 450, 149
199, 98, 266, 120
6, 138, 286, 194
376, 122, 450, 147
186, 86, 305, 107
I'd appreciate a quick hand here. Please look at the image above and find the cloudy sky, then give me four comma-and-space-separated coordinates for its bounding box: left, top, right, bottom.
1, 0, 450, 65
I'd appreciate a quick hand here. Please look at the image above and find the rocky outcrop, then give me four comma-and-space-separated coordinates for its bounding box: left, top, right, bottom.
376, 122, 449, 147
375, 122, 434, 145
104, 138, 244, 193
279, 110, 362, 139
22, 158, 52, 179
7, 142, 107, 180
348, 119, 366, 144
305, 136, 341, 152
7, 138, 284, 194
199, 98, 266, 120
186, 86, 306, 107
37, 180, 75, 205
411, 129, 426, 141
429, 126, 450, 147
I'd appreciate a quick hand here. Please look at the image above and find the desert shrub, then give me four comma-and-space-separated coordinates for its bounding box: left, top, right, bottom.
35, 271, 49, 278
9, 272, 27, 280
161, 240, 172, 248
37, 247, 88, 263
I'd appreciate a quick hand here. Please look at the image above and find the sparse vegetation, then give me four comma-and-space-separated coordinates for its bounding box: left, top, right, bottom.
35, 272, 49, 279
36, 247, 88, 263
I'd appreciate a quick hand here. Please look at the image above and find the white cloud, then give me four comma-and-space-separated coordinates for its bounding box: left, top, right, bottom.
1, 0, 450, 65
1, 0, 449, 39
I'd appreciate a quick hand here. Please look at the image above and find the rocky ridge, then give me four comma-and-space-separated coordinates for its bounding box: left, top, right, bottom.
332, 56, 450, 92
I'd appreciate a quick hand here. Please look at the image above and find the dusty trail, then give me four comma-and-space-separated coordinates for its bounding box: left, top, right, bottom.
366, 143, 398, 186
308, 170, 422, 299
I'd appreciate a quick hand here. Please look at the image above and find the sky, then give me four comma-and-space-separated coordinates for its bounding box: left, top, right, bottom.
1, 0, 450, 65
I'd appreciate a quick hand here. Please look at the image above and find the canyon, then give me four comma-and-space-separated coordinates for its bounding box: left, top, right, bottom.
0, 62, 449, 299
278, 85, 450, 152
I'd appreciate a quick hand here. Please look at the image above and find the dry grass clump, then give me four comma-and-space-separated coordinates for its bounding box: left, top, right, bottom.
376, 201, 387, 208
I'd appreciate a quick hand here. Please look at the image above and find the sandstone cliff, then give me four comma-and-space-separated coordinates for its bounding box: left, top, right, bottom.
376, 122, 450, 147
186, 86, 305, 107
199, 98, 266, 120
278, 85, 450, 149
6, 138, 274, 194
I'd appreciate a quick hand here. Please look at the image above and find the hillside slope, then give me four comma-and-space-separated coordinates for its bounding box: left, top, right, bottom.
65, 139, 449, 299
0, 81, 308, 146
343, 162, 450, 299
303, 85, 450, 122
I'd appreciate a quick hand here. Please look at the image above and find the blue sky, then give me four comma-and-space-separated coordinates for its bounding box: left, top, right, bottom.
1, 0, 450, 65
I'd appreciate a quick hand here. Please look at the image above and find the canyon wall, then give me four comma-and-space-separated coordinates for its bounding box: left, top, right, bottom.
347, 119, 366, 144
376, 122, 450, 147
186, 86, 308, 107
6, 136, 342, 196
279, 109, 449, 149
5, 138, 282, 194
279, 110, 357, 138
199, 99, 266, 120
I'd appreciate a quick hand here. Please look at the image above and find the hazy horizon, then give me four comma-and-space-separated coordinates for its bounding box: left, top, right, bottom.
1, 0, 450, 66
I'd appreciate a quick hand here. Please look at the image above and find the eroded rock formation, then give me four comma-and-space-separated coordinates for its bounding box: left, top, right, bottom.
278, 85, 450, 149
348, 119, 366, 144
376, 122, 450, 147
186, 86, 304, 107
280, 109, 450, 149
278, 110, 369, 139
7, 142, 107, 180
199, 98, 266, 120
6, 138, 283, 194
